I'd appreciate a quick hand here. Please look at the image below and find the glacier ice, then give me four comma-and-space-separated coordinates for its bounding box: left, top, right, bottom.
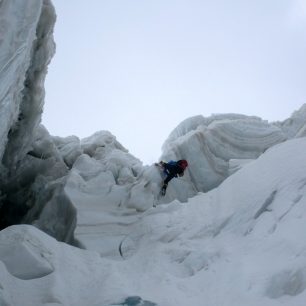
161, 114, 286, 193
0, 1, 306, 305
274, 104, 306, 138
0, 0, 56, 168
0, 0, 305, 243
0, 0, 75, 243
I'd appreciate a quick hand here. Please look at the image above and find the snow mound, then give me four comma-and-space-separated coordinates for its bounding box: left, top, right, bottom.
0, 225, 159, 306
0, 225, 54, 280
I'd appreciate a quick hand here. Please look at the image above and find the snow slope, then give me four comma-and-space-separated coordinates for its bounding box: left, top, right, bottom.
1, 137, 306, 306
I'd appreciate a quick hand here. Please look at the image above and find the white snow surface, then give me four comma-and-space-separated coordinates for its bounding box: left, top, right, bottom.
1, 137, 306, 306
1, 1, 306, 305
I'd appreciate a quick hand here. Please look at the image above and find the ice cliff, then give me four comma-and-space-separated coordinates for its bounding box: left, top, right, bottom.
0, 0, 74, 242
0, 0, 55, 166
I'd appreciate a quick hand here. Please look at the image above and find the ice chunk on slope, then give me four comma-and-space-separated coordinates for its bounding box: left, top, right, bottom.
81, 130, 127, 157
0, 225, 131, 306
0, 225, 53, 280
52, 135, 82, 168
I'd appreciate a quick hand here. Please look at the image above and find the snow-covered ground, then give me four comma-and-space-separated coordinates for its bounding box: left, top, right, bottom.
1, 137, 306, 306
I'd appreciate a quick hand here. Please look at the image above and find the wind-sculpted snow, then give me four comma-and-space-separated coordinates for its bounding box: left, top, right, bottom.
162, 113, 259, 146
1, 138, 306, 306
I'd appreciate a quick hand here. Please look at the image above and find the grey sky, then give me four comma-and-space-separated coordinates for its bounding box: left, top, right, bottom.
43, 0, 306, 164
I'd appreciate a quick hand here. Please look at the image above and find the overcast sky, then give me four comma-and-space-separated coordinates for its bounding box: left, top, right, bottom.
43, 0, 306, 164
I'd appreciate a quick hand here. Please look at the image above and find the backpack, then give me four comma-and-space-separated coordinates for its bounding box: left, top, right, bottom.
168, 160, 177, 166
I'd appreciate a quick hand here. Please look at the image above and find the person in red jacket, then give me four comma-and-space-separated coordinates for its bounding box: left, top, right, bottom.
156, 160, 188, 195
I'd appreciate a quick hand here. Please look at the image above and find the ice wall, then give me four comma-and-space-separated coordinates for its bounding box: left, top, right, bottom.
157, 105, 306, 200
160, 114, 287, 195
0, 0, 76, 242
0, 0, 55, 168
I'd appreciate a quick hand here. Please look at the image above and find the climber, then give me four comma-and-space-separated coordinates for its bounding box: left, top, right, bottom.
155, 160, 189, 196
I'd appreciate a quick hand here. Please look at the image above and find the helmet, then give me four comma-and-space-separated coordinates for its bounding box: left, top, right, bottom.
178, 159, 188, 169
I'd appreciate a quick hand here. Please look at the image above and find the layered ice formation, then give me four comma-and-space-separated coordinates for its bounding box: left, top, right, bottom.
0, 1, 306, 305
